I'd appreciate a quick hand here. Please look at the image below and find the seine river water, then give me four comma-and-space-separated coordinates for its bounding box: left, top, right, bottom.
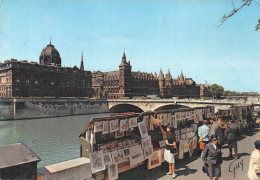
0, 113, 110, 167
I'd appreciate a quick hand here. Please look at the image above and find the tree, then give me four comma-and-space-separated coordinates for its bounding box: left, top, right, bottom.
209, 84, 224, 99
218, 0, 259, 31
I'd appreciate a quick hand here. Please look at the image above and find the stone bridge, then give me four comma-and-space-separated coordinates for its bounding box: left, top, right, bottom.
107, 99, 259, 113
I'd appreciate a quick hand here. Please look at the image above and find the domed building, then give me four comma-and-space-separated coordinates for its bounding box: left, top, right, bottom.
39, 40, 61, 66
0, 40, 93, 98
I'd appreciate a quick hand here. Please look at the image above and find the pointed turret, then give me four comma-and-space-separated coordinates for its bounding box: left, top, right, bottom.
122, 49, 126, 62
179, 70, 185, 81
50, 37, 52, 45
158, 68, 164, 80
80, 51, 84, 70
154, 72, 158, 79
166, 68, 172, 80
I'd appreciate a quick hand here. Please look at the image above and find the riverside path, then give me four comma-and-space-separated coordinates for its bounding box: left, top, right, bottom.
119, 127, 260, 180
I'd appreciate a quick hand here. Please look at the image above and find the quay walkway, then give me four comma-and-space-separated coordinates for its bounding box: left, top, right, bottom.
119, 127, 260, 180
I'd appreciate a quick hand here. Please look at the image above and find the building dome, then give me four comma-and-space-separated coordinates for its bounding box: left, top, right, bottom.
39, 40, 61, 66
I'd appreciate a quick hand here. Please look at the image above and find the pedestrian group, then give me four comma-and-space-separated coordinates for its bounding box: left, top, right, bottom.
158, 115, 259, 179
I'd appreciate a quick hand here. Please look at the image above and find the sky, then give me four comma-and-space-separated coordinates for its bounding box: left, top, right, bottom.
0, 0, 259, 92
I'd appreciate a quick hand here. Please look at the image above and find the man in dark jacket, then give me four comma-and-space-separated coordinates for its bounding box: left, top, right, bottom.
227, 120, 239, 158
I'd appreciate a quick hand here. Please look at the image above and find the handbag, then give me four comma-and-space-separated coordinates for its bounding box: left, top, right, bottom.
170, 147, 177, 154
202, 163, 208, 173
199, 142, 205, 150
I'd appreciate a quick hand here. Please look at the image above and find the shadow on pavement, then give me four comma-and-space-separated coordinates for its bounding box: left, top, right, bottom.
119, 150, 200, 180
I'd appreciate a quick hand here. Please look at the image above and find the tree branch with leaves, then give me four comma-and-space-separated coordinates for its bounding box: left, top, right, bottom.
218, 0, 259, 31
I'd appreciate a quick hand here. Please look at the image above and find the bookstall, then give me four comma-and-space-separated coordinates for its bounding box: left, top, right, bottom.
78, 106, 214, 180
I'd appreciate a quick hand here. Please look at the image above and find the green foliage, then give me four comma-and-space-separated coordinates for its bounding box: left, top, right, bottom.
209, 84, 224, 98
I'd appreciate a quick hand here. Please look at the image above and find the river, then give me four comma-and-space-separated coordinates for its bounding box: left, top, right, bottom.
0, 113, 110, 167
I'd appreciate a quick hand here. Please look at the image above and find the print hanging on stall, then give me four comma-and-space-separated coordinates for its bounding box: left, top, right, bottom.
147, 149, 161, 169
129, 145, 145, 166
111, 149, 125, 164
144, 145, 154, 159
103, 152, 113, 165
160, 148, 165, 162
94, 121, 103, 132
90, 151, 106, 173
120, 119, 128, 132
129, 117, 138, 128
109, 119, 119, 133
115, 130, 124, 139
159, 140, 166, 147
141, 135, 152, 149
138, 121, 148, 138
102, 121, 109, 134
108, 164, 118, 180
123, 147, 131, 157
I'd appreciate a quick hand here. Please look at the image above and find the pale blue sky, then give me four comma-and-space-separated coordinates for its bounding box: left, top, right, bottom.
0, 0, 259, 92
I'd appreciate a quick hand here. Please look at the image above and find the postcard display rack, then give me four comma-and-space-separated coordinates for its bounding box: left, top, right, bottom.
78, 106, 214, 180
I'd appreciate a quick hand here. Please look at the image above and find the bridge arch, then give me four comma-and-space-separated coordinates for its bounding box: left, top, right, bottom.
109, 104, 144, 113
154, 104, 191, 111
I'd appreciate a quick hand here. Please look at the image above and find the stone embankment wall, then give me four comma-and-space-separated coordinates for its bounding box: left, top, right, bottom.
37, 157, 93, 180
0, 98, 108, 120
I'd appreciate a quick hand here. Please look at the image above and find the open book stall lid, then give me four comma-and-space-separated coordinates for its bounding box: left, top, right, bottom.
78, 113, 140, 137
78, 106, 213, 137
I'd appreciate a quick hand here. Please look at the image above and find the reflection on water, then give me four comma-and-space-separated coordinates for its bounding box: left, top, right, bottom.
0, 113, 110, 167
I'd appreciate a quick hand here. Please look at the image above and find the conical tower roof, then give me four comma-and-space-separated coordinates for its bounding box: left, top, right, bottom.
166, 69, 172, 80
158, 69, 164, 79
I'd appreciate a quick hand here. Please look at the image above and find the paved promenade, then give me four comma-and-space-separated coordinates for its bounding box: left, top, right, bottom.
119, 127, 260, 180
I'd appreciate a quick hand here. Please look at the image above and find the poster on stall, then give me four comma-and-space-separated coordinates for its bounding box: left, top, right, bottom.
171, 115, 177, 128
194, 110, 199, 124
192, 136, 198, 149
103, 152, 113, 165
109, 119, 119, 133
90, 151, 106, 173
108, 164, 118, 180
111, 149, 125, 164
120, 119, 128, 132
129, 117, 138, 128
129, 145, 145, 166
138, 121, 148, 138
159, 140, 166, 147
143, 145, 153, 159
123, 147, 131, 157
198, 109, 203, 121
160, 148, 165, 162
102, 121, 109, 134
141, 136, 152, 149
151, 115, 162, 126
175, 112, 181, 121
115, 130, 124, 139
143, 115, 149, 129
184, 140, 189, 153
147, 149, 161, 169
94, 121, 103, 132
178, 140, 184, 159
188, 139, 194, 157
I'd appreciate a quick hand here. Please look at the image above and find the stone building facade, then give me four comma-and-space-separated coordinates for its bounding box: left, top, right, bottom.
92, 52, 208, 99
0, 41, 92, 98
92, 52, 159, 99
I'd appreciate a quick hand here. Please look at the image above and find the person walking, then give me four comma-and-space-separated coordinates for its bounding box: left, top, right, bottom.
160, 123, 177, 179
217, 115, 226, 145
248, 140, 260, 180
203, 135, 222, 180
198, 120, 210, 156
209, 118, 223, 147
227, 119, 239, 158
